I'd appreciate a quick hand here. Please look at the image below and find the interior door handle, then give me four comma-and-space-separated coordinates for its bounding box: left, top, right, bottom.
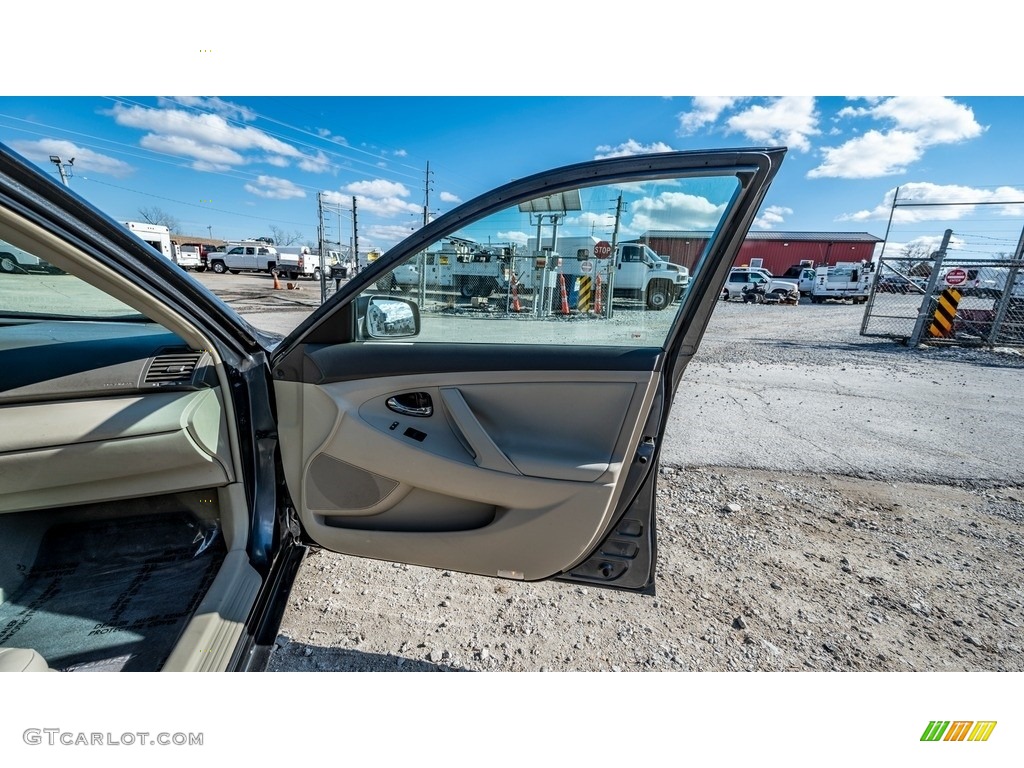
386, 392, 433, 418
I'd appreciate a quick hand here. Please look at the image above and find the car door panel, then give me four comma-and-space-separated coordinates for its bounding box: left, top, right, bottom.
274, 360, 659, 580
271, 148, 784, 591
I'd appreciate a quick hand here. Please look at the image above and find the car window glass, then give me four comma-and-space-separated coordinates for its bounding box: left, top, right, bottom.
0, 237, 146, 321
358, 174, 741, 347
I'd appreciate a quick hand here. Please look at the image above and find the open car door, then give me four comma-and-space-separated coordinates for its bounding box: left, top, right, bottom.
272, 149, 785, 592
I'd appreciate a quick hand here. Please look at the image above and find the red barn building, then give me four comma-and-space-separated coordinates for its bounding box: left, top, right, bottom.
639, 231, 883, 276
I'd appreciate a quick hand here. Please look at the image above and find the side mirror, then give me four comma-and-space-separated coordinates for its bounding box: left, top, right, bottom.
365, 296, 420, 339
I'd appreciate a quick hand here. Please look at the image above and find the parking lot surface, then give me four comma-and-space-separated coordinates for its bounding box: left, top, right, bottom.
191, 271, 1023, 672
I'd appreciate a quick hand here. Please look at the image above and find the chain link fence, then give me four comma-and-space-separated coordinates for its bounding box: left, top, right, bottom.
365, 251, 674, 319
861, 257, 1024, 347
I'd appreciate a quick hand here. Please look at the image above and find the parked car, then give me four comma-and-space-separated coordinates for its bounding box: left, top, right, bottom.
0, 141, 784, 672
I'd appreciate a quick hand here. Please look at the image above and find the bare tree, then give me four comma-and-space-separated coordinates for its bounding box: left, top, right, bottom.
269, 225, 304, 246
137, 207, 181, 232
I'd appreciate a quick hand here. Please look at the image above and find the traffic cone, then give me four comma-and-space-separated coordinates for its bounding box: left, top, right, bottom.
511, 274, 522, 312
594, 274, 603, 314
272, 270, 282, 290
559, 273, 570, 315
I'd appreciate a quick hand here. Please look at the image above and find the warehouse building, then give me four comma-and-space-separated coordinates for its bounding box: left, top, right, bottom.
640, 231, 883, 276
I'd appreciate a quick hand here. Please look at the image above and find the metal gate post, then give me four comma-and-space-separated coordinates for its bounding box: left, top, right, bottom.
987, 224, 1024, 346
909, 229, 951, 346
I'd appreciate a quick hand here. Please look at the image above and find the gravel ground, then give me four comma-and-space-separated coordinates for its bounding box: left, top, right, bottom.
267, 299, 1024, 672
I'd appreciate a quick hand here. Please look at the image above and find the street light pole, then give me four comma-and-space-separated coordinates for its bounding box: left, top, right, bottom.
49, 155, 72, 187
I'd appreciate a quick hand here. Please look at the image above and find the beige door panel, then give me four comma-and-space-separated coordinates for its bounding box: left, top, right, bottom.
275, 369, 657, 580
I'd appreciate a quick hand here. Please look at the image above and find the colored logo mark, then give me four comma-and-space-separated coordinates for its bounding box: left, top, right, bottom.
921, 721, 997, 742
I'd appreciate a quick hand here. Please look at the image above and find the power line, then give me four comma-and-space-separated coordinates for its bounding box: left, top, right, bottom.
78, 176, 311, 228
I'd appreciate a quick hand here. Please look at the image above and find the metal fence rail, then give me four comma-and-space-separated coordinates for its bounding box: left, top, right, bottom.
861, 256, 1024, 347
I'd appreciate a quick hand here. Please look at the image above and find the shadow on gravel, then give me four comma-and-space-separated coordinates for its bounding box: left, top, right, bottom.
268, 643, 469, 672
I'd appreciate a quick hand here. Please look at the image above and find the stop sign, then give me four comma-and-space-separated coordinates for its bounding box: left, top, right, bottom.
594, 241, 612, 259
944, 268, 968, 286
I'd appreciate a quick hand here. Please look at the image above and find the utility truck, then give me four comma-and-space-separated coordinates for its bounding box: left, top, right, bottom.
528, 236, 689, 310
387, 238, 515, 297
810, 261, 873, 303
275, 245, 330, 281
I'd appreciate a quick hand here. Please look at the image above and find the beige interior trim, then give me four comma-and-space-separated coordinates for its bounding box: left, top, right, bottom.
438, 387, 521, 474
160, 550, 262, 672
275, 367, 659, 580
0, 390, 233, 514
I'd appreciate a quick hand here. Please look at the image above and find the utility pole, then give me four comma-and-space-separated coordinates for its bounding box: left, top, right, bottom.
352, 196, 359, 271
423, 161, 432, 227
207, 225, 213, 240
606, 193, 625, 319
317, 192, 326, 304
49, 155, 73, 187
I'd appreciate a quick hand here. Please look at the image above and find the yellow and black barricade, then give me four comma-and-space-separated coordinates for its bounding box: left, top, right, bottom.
929, 287, 961, 338
577, 275, 593, 312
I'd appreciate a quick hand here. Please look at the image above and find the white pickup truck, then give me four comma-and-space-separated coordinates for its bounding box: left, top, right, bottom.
207, 243, 280, 275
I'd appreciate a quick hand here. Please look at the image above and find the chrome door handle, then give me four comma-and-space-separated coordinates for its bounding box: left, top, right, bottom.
386, 393, 433, 418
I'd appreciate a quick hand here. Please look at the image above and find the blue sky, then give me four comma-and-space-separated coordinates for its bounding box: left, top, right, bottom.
3, 95, 1022, 261
1, 4, 1020, 261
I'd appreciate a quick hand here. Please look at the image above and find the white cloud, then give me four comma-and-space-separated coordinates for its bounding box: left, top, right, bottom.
356, 196, 422, 217
113, 103, 301, 159
161, 97, 257, 122
244, 175, 306, 200
366, 224, 418, 247
808, 129, 921, 179
594, 139, 675, 159
343, 179, 411, 198
191, 161, 233, 172
753, 205, 793, 230
298, 150, 331, 173
838, 182, 1024, 222
321, 191, 350, 207
498, 231, 530, 246
393, 149, 408, 157
439, 191, 461, 203
565, 212, 617, 231
677, 96, 741, 134
139, 134, 245, 166
870, 96, 984, 144
810, 97, 985, 179
9, 138, 134, 178
725, 96, 819, 152
629, 191, 727, 231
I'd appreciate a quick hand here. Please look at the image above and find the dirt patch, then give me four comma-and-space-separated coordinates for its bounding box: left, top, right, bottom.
268, 466, 1024, 672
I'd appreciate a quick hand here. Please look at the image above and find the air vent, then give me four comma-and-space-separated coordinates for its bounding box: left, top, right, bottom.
144, 351, 204, 386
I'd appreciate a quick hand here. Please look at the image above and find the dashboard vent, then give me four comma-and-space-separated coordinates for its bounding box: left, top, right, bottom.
144, 351, 204, 385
